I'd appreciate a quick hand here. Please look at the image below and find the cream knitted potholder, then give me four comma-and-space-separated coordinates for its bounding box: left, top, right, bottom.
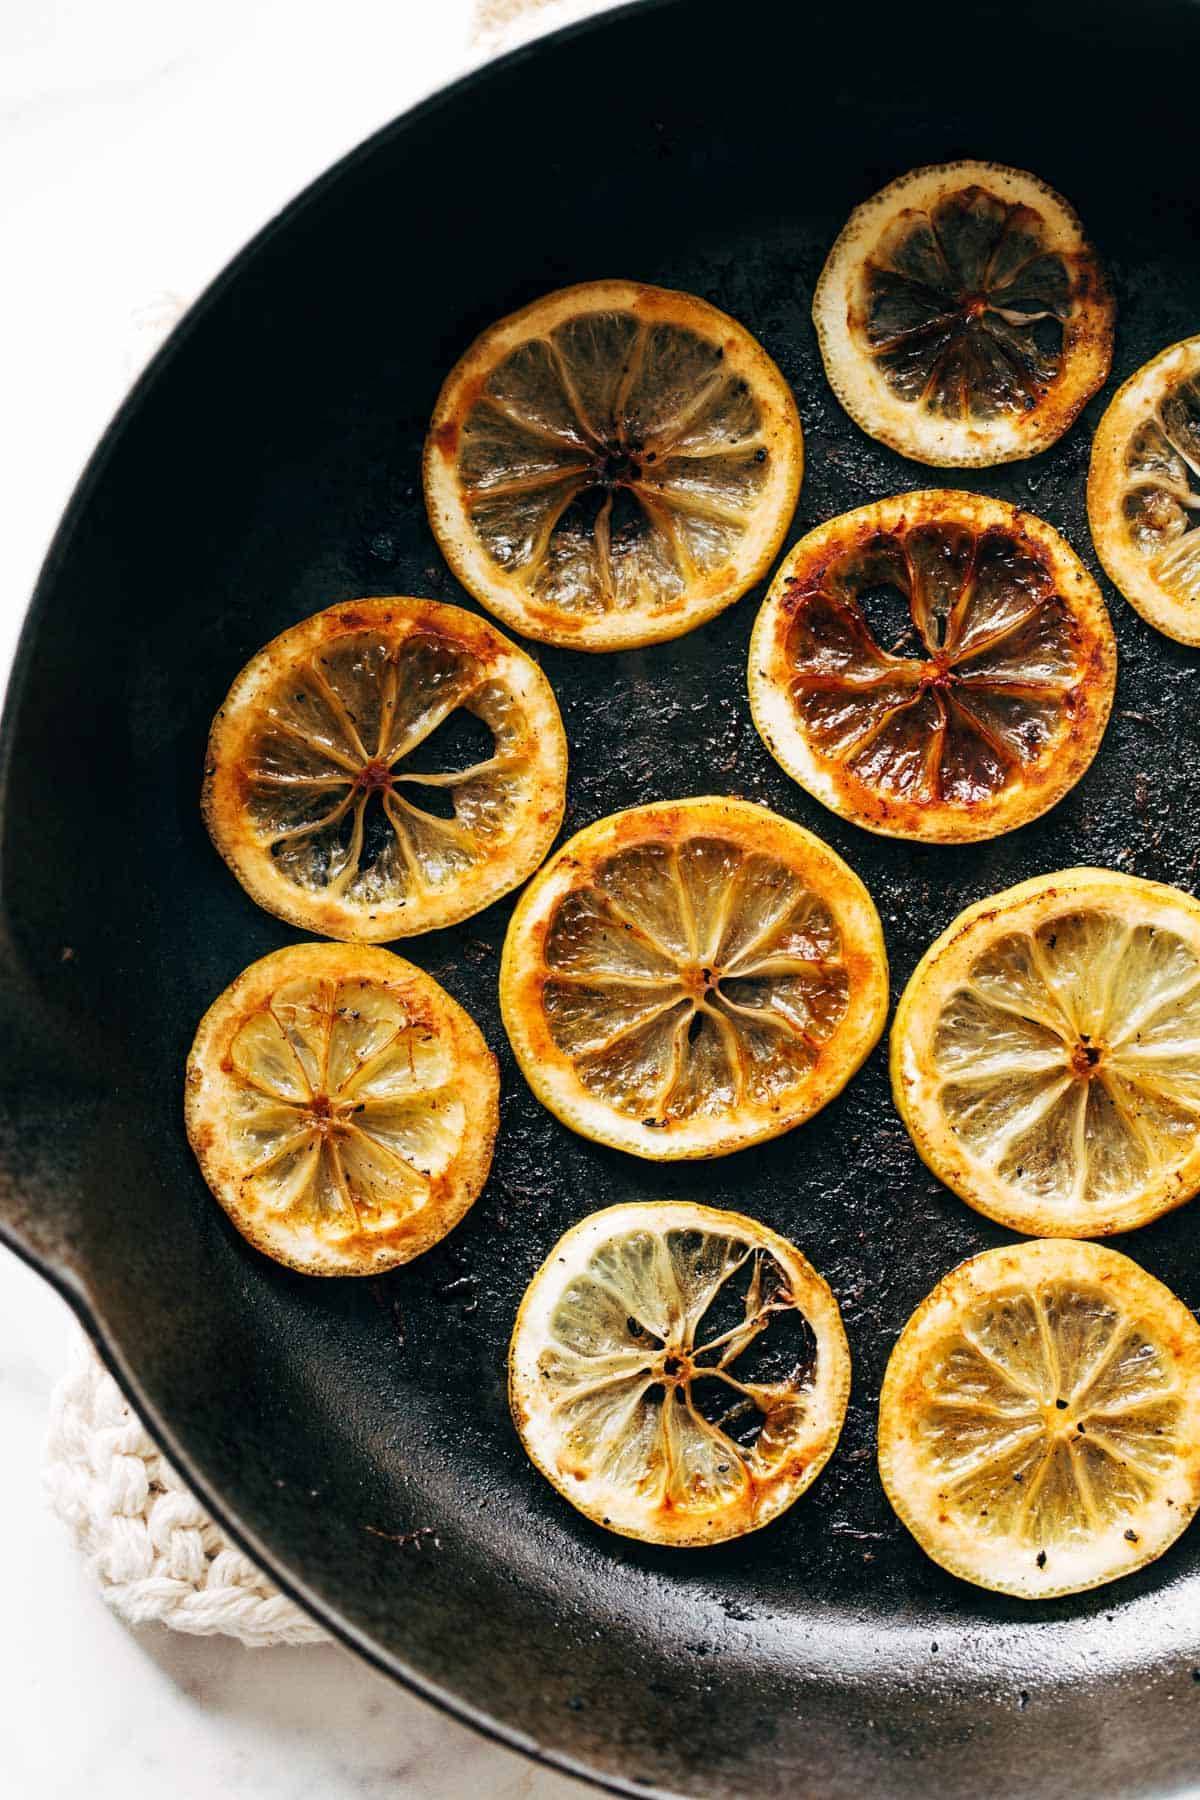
45, 1329, 326, 1646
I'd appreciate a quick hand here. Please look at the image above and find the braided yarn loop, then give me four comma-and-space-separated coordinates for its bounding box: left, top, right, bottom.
45, 1331, 326, 1646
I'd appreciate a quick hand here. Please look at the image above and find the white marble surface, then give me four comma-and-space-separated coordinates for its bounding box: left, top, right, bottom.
0, 2, 614, 1794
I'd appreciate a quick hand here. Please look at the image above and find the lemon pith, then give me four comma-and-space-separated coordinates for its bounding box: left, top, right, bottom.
813, 160, 1114, 467
424, 281, 803, 651
891, 869, 1200, 1236
1088, 335, 1200, 646
878, 1239, 1200, 1597
749, 491, 1116, 843
500, 797, 888, 1159
509, 1201, 850, 1545
202, 597, 567, 941
185, 942, 498, 1274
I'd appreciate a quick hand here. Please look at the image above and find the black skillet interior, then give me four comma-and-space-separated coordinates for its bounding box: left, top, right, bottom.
3, 0, 1200, 1794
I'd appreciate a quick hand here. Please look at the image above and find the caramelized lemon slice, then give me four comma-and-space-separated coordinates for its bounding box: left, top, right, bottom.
185, 942, 498, 1274
499, 797, 887, 1159
424, 281, 803, 650
814, 161, 1113, 466
892, 870, 1200, 1236
202, 598, 567, 940
509, 1201, 850, 1545
879, 1239, 1200, 1597
749, 491, 1116, 842
1088, 335, 1200, 645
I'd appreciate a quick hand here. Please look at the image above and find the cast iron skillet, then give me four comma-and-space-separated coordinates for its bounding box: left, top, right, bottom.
4, 0, 1200, 1792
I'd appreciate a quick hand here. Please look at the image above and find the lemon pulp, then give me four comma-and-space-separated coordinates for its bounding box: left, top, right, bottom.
459, 312, 772, 617
1120, 379, 1200, 599
541, 837, 851, 1124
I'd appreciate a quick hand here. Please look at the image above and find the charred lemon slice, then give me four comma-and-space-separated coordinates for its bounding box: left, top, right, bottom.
879, 1238, 1200, 1597
814, 161, 1114, 466
185, 942, 498, 1274
499, 797, 887, 1159
202, 598, 567, 940
1088, 336, 1200, 645
892, 870, 1200, 1237
423, 281, 803, 651
749, 491, 1116, 842
509, 1201, 850, 1545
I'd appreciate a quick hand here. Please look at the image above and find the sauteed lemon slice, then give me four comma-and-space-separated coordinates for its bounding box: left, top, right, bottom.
499, 797, 888, 1159
814, 161, 1113, 466
509, 1201, 850, 1545
749, 492, 1115, 842
202, 597, 567, 941
879, 1239, 1200, 1597
892, 870, 1200, 1236
424, 281, 803, 650
1088, 335, 1200, 645
185, 942, 498, 1274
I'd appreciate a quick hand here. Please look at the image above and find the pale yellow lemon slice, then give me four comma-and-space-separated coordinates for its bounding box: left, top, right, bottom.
510, 1201, 850, 1545
879, 1239, 1200, 1597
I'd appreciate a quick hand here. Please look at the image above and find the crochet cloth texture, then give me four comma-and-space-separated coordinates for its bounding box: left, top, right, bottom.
45, 1330, 326, 1647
